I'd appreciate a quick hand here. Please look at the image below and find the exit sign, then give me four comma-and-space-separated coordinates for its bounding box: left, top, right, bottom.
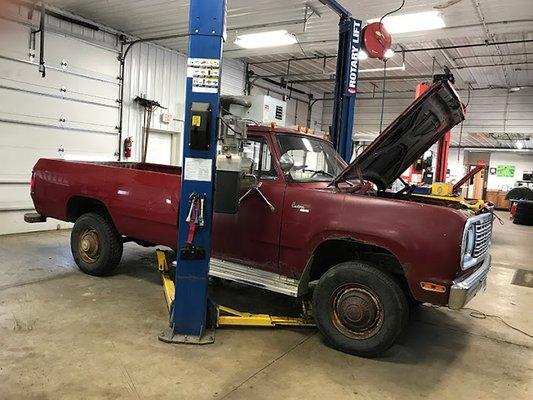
161, 113, 174, 124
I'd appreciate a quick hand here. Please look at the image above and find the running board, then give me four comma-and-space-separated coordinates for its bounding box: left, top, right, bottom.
209, 258, 299, 297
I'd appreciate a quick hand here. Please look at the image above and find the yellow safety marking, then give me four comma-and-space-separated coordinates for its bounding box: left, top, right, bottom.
192, 115, 201, 127
155, 249, 314, 327
216, 305, 315, 327
161, 272, 175, 310
431, 183, 453, 196
156, 249, 168, 272
414, 194, 485, 212
156, 249, 174, 309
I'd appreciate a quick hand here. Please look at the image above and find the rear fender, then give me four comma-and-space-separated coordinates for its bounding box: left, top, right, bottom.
66, 196, 113, 224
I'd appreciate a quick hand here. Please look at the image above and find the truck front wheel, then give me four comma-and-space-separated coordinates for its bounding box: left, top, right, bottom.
71, 212, 123, 276
313, 261, 408, 357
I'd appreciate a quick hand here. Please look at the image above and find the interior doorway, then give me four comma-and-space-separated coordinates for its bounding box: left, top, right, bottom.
467, 164, 488, 199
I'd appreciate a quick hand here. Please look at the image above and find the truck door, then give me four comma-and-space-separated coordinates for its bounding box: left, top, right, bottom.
212, 136, 285, 273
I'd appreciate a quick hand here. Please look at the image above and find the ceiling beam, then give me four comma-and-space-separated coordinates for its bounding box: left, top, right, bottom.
287, 74, 434, 84
247, 39, 533, 66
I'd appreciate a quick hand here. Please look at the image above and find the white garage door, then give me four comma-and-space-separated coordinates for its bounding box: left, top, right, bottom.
0, 18, 120, 235
145, 131, 173, 165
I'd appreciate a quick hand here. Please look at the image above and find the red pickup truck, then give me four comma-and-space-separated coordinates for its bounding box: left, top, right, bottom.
27, 80, 493, 356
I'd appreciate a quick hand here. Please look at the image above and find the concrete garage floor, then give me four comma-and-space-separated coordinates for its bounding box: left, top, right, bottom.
0, 211, 532, 399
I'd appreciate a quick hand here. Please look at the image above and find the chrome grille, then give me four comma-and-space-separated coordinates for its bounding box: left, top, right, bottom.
473, 216, 493, 258
462, 212, 493, 270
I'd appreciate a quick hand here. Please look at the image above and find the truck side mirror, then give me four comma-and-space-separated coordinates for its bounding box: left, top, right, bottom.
279, 153, 294, 173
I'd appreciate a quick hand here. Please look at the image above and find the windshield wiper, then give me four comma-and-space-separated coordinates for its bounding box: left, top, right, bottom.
310, 170, 334, 178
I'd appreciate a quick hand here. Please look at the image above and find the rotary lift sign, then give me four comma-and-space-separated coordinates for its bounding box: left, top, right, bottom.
346, 19, 362, 96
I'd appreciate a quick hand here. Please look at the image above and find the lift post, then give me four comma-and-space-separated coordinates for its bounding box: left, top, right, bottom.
159, 0, 226, 345
330, 17, 362, 163
415, 82, 451, 183
319, 1, 362, 163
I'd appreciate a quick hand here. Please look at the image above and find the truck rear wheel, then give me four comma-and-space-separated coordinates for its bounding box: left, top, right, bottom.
313, 261, 408, 357
71, 212, 123, 276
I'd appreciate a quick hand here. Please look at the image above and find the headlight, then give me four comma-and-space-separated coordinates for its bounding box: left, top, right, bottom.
461, 224, 476, 270
465, 226, 475, 255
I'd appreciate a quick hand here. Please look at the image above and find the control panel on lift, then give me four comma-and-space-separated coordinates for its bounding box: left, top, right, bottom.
190, 102, 211, 151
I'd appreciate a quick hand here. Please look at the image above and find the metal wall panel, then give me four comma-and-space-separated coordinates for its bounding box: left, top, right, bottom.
248, 65, 324, 131
0, 10, 248, 234
0, 15, 120, 234
122, 42, 186, 162
122, 46, 246, 163
220, 58, 245, 96
310, 98, 324, 133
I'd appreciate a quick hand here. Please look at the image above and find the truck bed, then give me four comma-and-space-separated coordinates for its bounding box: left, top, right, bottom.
95, 162, 182, 175
31, 159, 181, 249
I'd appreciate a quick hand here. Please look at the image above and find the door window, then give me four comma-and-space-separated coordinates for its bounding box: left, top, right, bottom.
243, 138, 277, 179
277, 134, 345, 182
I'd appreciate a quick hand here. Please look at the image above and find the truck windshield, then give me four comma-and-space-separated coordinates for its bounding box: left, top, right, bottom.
277, 134, 346, 182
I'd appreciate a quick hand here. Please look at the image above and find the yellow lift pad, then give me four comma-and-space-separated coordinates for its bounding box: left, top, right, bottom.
156, 250, 315, 328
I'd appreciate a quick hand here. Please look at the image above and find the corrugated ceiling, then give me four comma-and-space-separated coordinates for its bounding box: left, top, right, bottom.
34, 0, 533, 148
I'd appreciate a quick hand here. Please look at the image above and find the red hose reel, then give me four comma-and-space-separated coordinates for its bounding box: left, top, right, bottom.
361, 22, 393, 60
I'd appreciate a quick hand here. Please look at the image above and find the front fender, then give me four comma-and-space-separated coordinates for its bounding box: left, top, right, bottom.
302, 194, 467, 304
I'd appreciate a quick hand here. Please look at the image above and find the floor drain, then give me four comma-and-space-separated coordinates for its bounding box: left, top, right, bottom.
511, 269, 533, 288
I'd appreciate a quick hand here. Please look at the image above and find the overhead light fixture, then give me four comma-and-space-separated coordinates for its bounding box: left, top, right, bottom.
516, 140, 524, 150
359, 63, 405, 73
358, 50, 368, 60
234, 30, 297, 49
383, 48, 395, 59
368, 11, 445, 34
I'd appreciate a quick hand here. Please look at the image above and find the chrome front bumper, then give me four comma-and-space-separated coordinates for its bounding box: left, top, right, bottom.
448, 254, 491, 310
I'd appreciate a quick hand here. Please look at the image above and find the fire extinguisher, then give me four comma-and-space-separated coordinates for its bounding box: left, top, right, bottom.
123, 137, 133, 159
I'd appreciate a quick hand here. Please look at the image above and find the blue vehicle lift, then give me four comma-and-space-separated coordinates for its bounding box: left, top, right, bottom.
319, 1, 363, 163
159, 0, 227, 344
160, 0, 361, 344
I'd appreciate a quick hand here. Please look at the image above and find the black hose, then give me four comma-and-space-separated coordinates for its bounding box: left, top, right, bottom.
38, 2, 45, 78
379, 60, 387, 133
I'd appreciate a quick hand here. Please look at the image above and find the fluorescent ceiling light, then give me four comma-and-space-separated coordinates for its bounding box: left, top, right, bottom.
234, 30, 297, 49
368, 11, 445, 34
359, 63, 405, 73
467, 148, 531, 153
358, 50, 368, 60
384, 48, 395, 59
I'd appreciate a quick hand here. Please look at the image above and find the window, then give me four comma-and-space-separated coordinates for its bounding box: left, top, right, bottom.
242, 138, 277, 179
277, 134, 345, 182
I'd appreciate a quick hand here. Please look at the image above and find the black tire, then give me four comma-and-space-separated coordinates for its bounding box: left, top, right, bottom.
515, 205, 533, 218
506, 187, 533, 201
515, 209, 533, 217
513, 217, 533, 226
70, 212, 123, 276
514, 212, 533, 220
313, 261, 409, 357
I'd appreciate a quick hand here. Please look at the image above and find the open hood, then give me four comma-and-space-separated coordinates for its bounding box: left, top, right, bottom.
332, 80, 465, 190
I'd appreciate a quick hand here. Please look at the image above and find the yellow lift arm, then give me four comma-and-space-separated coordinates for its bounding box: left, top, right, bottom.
156, 250, 315, 328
